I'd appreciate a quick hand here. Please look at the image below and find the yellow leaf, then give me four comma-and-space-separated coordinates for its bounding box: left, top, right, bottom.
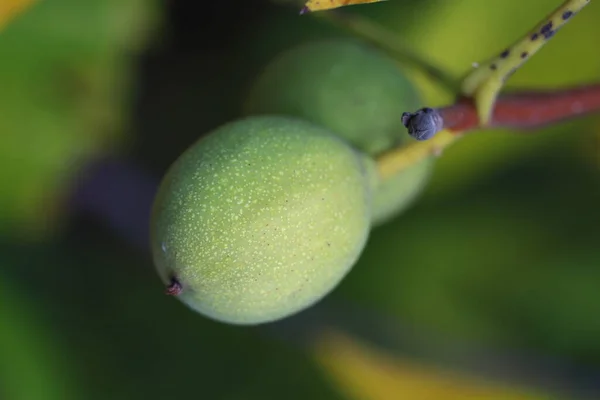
312, 330, 551, 400
301, 0, 386, 14
0, 0, 37, 30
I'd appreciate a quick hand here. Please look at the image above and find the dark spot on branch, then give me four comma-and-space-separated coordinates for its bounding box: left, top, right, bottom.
562, 10, 573, 20
531, 33, 539, 40
521, 51, 528, 59
500, 49, 510, 58
490, 64, 498, 70
541, 21, 554, 39
541, 21, 553, 34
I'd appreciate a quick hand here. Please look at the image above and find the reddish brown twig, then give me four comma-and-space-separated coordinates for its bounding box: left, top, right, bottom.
440, 83, 600, 133
383, 83, 600, 179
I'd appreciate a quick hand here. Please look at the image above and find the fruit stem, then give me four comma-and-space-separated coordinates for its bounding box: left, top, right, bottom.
377, 129, 458, 180
165, 278, 183, 296
312, 10, 460, 93
376, 83, 600, 180
444, 83, 600, 132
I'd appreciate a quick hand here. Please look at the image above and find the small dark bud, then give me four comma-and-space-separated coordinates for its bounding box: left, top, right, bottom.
401, 107, 444, 141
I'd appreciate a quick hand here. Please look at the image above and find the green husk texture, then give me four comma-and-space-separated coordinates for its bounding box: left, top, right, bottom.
244, 39, 419, 155
151, 116, 372, 324
371, 156, 432, 225
244, 39, 434, 226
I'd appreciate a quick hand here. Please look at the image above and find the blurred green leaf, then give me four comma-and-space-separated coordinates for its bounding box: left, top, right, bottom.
0, 0, 160, 239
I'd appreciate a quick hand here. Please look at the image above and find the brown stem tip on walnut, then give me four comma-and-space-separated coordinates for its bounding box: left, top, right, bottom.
165, 278, 183, 296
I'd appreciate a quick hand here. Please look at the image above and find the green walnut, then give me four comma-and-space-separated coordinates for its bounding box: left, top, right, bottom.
371, 157, 432, 225
244, 39, 421, 155
151, 115, 373, 325
244, 39, 434, 225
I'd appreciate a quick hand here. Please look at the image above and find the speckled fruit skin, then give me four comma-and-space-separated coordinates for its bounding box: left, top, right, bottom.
244, 39, 419, 155
244, 39, 434, 226
151, 115, 373, 325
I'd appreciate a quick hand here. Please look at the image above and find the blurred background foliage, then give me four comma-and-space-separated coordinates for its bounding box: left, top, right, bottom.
0, 0, 599, 399
0, 0, 158, 238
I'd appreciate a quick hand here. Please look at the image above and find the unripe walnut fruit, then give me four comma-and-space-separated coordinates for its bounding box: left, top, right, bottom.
244, 39, 434, 226
151, 115, 373, 324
